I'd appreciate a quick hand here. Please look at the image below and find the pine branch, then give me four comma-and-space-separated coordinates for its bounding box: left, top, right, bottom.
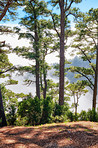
50, 12, 60, 38
75, 70, 94, 89
0, 0, 13, 21
77, 46, 96, 72
65, 0, 74, 12
0, 66, 15, 75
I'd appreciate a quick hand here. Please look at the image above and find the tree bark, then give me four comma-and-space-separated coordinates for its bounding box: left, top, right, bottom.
34, 10, 40, 99
0, 85, 7, 127
59, 0, 65, 105
36, 58, 40, 99
43, 73, 47, 99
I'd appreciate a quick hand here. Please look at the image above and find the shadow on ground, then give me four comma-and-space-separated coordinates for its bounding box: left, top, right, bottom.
0, 121, 98, 148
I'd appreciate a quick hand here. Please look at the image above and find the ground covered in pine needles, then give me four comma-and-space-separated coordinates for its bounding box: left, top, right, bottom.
0, 121, 98, 148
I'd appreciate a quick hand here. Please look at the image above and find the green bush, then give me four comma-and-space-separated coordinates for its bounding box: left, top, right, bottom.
15, 116, 28, 126
54, 102, 69, 116
67, 111, 74, 122
18, 96, 42, 125
52, 115, 66, 123
40, 96, 54, 124
50, 102, 70, 123
87, 108, 98, 122
79, 110, 88, 121
79, 109, 98, 122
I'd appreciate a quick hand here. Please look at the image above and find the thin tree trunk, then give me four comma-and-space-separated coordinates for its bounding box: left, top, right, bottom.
73, 93, 77, 120
43, 73, 47, 99
36, 58, 40, 99
59, 0, 65, 105
75, 93, 79, 121
40, 65, 47, 99
0, 85, 7, 127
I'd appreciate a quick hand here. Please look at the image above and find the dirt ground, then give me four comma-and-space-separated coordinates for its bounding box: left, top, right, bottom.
0, 121, 98, 148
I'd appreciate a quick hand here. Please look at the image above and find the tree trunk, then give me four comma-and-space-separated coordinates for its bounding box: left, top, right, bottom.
59, 0, 65, 105
43, 73, 47, 99
0, 85, 7, 127
73, 93, 77, 120
75, 103, 77, 117
34, 13, 40, 99
36, 58, 40, 99
40, 68, 47, 99
92, 23, 98, 110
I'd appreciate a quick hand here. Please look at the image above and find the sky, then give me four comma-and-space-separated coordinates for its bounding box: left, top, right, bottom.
0, 0, 98, 112
0, 0, 98, 25
73, 0, 98, 12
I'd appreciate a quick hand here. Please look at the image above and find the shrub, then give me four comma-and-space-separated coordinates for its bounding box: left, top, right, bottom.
79, 109, 98, 122
52, 115, 67, 123
54, 102, 69, 116
15, 116, 28, 126
40, 96, 54, 124
87, 108, 98, 122
67, 111, 74, 122
18, 96, 42, 125
79, 110, 88, 121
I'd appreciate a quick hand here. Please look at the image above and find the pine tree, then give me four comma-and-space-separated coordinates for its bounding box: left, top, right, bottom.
49, 0, 82, 105
67, 80, 88, 120
13, 0, 53, 99
69, 8, 98, 109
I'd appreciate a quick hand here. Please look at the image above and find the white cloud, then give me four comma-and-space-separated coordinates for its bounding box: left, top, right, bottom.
0, 33, 30, 48
8, 53, 34, 66
6, 73, 36, 95
46, 51, 59, 64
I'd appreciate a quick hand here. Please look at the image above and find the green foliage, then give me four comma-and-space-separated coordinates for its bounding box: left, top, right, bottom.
18, 96, 42, 125
87, 109, 98, 122
79, 109, 98, 122
13, 0, 55, 99
1, 85, 24, 126
52, 102, 70, 123
6, 104, 17, 125
46, 80, 59, 100
40, 96, 54, 124
16, 96, 71, 125
2, 86, 18, 109
70, 8, 98, 97
67, 111, 74, 122
79, 110, 88, 121
67, 80, 88, 119
54, 102, 69, 116
74, 0, 82, 4
52, 115, 66, 123
0, 0, 24, 21
6, 79, 18, 85
15, 116, 28, 126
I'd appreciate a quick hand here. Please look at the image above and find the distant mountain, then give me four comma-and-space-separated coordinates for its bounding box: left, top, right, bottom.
66, 56, 95, 83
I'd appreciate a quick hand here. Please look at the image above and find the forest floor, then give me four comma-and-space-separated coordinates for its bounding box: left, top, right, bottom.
0, 121, 98, 148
